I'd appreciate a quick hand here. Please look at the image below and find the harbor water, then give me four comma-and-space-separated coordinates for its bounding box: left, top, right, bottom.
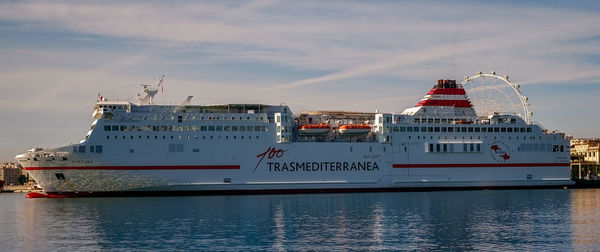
1, 189, 599, 251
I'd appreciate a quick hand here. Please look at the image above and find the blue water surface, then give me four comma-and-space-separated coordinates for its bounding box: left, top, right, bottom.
1, 189, 599, 251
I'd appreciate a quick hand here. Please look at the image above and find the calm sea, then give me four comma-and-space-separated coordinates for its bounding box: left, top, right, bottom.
1, 189, 599, 251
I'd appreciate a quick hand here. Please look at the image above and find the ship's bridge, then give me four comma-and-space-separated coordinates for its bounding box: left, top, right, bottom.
93, 101, 132, 119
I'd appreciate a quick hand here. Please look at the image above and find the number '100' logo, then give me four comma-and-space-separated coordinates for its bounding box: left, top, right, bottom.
254, 147, 286, 172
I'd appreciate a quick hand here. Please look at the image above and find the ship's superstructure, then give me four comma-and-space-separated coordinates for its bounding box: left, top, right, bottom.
16, 76, 573, 197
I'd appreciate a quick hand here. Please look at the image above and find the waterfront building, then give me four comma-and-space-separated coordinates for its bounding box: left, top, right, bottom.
1, 162, 23, 186
571, 139, 600, 180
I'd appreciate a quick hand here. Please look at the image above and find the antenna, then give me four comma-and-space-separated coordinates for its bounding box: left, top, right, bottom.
157, 74, 165, 103
156, 74, 165, 91
137, 75, 165, 105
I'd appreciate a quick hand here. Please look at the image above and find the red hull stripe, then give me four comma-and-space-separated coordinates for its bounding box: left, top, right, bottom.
416, 99, 472, 107
426, 88, 467, 95
393, 163, 570, 168
25, 165, 240, 171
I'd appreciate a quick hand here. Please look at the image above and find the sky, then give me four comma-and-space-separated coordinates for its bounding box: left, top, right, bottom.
1, 0, 600, 161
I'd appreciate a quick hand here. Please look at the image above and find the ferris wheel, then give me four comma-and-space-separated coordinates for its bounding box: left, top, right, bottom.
460, 71, 532, 123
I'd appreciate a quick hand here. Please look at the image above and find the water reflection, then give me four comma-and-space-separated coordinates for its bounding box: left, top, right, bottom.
1, 189, 598, 250
571, 189, 600, 250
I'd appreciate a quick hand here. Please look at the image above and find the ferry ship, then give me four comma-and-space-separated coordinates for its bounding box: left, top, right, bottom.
16, 75, 573, 197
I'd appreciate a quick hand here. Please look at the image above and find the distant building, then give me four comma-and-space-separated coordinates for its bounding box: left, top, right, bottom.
571, 139, 600, 180
1, 162, 24, 186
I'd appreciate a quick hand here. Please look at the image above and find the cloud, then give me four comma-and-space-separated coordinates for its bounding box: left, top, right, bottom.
1, 0, 599, 75
1, 0, 600, 160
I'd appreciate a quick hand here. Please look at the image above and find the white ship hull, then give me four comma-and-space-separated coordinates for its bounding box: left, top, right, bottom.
16, 78, 573, 197
20, 140, 572, 196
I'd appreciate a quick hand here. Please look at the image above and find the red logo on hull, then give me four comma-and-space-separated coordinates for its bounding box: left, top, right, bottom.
254, 147, 287, 172
489, 142, 511, 162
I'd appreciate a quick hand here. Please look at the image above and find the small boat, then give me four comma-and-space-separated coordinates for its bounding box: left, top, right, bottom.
338, 124, 371, 135
298, 124, 331, 135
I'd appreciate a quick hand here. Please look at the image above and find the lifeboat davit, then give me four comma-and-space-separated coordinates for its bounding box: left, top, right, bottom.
338, 124, 371, 135
298, 124, 331, 135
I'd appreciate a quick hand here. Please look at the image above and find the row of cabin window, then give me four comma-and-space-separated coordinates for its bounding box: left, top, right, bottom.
106, 135, 261, 140
411, 135, 558, 142
176, 115, 265, 123
519, 143, 565, 152
104, 125, 269, 132
393, 126, 532, 133
73, 145, 103, 153
106, 114, 265, 122
413, 118, 518, 124
427, 143, 482, 153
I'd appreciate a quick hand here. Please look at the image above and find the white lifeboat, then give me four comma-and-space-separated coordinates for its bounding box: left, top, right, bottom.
298, 124, 331, 135
338, 124, 371, 135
